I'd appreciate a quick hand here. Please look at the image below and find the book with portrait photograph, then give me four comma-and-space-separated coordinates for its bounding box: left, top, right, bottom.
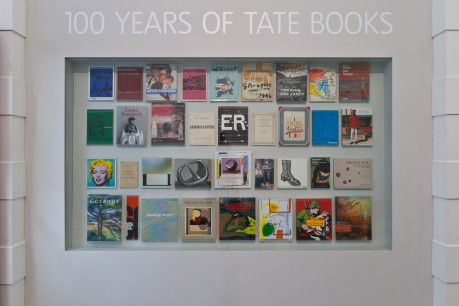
87, 109, 114, 145
116, 66, 143, 101
309, 64, 337, 102
218, 106, 248, 145
335, 196, 372, 240
86, 159, 117, 189
254, 158, 274, 190
219, 197, 256, 241
141, 198, 178, 242
89, 66, 114, 101
279, 106, 310, 146
145, 63, 178, 102
181, 67, 207, 101
276, 62, 308, 103
295, 198, 332, 241
116, 106, 147, 146
151, 103, 185, 145
277, 158, 308, 189
215, 151, 251, 189
188, 112, 216, 146
339, 63, 370, 103
311, 110, 339, 146
310, 157, 331, 189
141, 157, 172, 189
241, 62, 273, 102
174, 159, 212, 189
209, 63, 239, 102
259, 197, 293, 241
181, 198, 216, 242
126, 195, 139, 240
333, 158, 373, 189
87, 194, 122, 241
341, 109, 373, 146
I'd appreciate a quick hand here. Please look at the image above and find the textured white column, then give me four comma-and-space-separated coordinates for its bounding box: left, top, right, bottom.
0, 1, 26, 306
432, 0, 459, 305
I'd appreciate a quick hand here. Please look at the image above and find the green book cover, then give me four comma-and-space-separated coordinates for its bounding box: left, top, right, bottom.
87, 109, 114, 145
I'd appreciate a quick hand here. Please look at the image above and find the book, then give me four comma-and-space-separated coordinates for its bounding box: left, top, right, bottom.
215, 151, 251, 189
209, 63, 239, 102
87, 159, 116, 188
89, 66, 114, 100
145, 63, 178, 101
341, 109, 373, 146
310, 157, 331, 189
126, 195, 139, 240
188, 112, 216, 146
174, 159, 212, 189
241, 62, 273, 102
181, 67, 207, 101
279, 106, 310, 146
218, 106, 248, 145
181, 198, 216, 242
251, 113, 276, 146
295, 198, 332, 241
219, 197, 256, 240
259, 197, 293, 241
311, 110, 339, 146
116, 66, 143, 101
141, 198, 178, 242
116, 106, 147, 146
87, 109, 114, 145
87, 194, 122, 241
141, 157, 172, 188
339, 63, 370, 103
333, 158, 373, 189
119, 161, 138, 189
309, 64, 337, 102
276, 62, 308, 103
254, 158, 274, 190
151, 103, 185, 145
335, 196, 372, 240
277, 158, 308, 189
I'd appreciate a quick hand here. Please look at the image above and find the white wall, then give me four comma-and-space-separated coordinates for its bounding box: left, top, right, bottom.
25, 1, 433, 306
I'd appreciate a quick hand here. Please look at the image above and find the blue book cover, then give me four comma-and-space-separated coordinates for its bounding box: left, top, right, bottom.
210, 63, 239, 102
88, 66, 114, 100
311, 110, 339, 146
141, 198, 178, 242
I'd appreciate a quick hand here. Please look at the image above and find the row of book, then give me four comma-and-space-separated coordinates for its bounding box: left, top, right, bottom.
87, 195, 372, 242
86, 156, 372, 190
87, 105, 373, 147
88, 62, 370, 103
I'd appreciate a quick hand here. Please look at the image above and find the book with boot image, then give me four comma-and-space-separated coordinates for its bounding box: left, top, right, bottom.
277, 158, 308, 189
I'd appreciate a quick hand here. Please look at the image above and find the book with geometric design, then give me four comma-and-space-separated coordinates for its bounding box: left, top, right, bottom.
141, 198, 178, 242
259, 197, 293, 241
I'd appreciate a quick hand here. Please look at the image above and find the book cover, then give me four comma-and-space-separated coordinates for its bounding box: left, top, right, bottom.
259, 197, 292, 241
310, 157, 331, 189
215, 151, 251, 189
87, 159, 116, 188
209, 63, 239, 102
87, 194, 122, 241
333, 158, 373, 189
89, 66, 114, 100
341, 109, 373, 146
182, 198, 216, 242
241, 62, 273, 102
277, 158, 308, 189
119, 161, 138, 189
126, 195, 139, 240
116, 106, 147, 146
279, 106, 310, 146
218, 106, 248, 145
141, 157, 172, 188
174, 159, 212, 189
311, 110, 339, 146
276, 62, 308, 103
87, 109, 113, 145
219, 197, 256, 240
188, 112, 216, 146
309, 64, 337, 102
182, 67, 207, 101
339, 63, 370, 103
295, 198, 332, 241
335, 196, 372, 240
145, 63, 178, 101
141, 198, 178, 242
251, 113, 276, 146
151, 103, 185, 145
254, 158, 274, 190
116, 66, 143, 101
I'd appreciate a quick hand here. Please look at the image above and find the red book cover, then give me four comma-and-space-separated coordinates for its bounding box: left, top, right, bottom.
295, 198, 332, 241
117, 67, 143, 101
